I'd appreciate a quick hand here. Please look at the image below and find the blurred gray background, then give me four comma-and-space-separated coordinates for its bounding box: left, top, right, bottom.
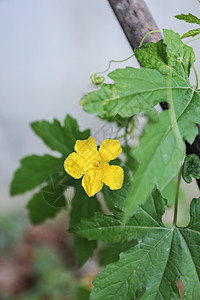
1, 0, 200, 211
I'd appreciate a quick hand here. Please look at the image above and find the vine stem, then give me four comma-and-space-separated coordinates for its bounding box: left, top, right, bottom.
95, 30, 162, 77
173, 167, 182, 226
138, 30, 162, 48
192, 64, 199, 90
97, 54, 135, 75
185, 36, 200, 44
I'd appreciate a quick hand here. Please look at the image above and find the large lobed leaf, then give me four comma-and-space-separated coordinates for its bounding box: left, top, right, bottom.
10, 115, 91, 224
81, 29, 200, 220
31, 114, 90, 156
10, 155, 64, 195
72, 190, 200, 299
81, 30, 196, 119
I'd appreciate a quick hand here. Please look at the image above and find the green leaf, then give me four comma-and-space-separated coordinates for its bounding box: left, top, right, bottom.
160, 29, 195, 77
10, 155, 64, 195
69, 184, 102, 266
81, 30, 195, 118
99, 240, 137, 266
76, 286, 90, 300
181, 28, 200, 39
136, 30, 195, 79
89, 191, 200, 300
162, 176, 186, 207
31, 115, 90, 156
80, 31, 200, 220
102, 167, 131, 212
134, 40, 168, 74
123, 111, 185, 222
72, 189, 167, 243
175, 13, 200, 25
63, 114, 90, 147
27, 173, 69, 224
182, 154, 200, 183
123, 29, 200, 221
81, 66, 187, 118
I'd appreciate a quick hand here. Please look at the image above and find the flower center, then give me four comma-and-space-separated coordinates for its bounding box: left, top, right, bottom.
94, 160, 100, 167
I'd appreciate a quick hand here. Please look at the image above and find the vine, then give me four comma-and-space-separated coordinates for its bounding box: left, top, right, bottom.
10, 6, 200, 300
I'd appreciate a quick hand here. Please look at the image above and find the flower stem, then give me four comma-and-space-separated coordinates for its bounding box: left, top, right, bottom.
173, 167, 182, 226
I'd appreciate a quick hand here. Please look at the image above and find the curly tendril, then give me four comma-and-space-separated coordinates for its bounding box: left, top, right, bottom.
182, 154, 200, 183
90, 73, 105, 86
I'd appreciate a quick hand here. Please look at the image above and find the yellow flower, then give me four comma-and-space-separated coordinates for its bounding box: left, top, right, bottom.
64, 136, 124, 197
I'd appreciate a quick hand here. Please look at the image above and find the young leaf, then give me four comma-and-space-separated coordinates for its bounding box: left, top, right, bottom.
88, 192, 200, 300
134, 40, 168, 75
69, 184, 102, 266
175, 13, 200, 25
182, 28, 200, 39
10, 155, 64, 195
31, 115, 90, 156
175, 13, 200, 38
182, 154, 200, 183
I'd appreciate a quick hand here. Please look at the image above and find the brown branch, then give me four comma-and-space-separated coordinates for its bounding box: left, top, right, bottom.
108, 0, 200, 188
108, 0, 162, 49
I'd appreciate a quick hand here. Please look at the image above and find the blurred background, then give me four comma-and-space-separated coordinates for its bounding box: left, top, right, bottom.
0, 0, 200, 299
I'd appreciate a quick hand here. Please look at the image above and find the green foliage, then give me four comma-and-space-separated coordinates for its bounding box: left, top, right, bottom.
182, 154, 200, 183
10, 12, 200, 297
73, 190, 200, 299
10, 155, 64, 195
182, 28, 200, 39
80, 29, 200, 221
162, 176, 186, 207
27, 173, 70, 224
99, 240, 137, 266
175, 13, 200, 25
102, 168, 131, 213
10, 115, 91, 225
175, 13, 200, 38
123, 111, 185, 222
69, 183, 102, 266
81, 30, 195, 119
31, 115, 90, 155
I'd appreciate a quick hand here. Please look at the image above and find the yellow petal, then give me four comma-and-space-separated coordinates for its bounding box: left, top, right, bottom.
99, 139, 122, 162
82, 169, 103, 197
75, 136, 97, 156
64, 152, 84, 179
102, 165, 124, 190
74, 136, 98, 171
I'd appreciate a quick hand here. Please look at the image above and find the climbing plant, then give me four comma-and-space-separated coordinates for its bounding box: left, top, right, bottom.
11, 9, 200, 300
